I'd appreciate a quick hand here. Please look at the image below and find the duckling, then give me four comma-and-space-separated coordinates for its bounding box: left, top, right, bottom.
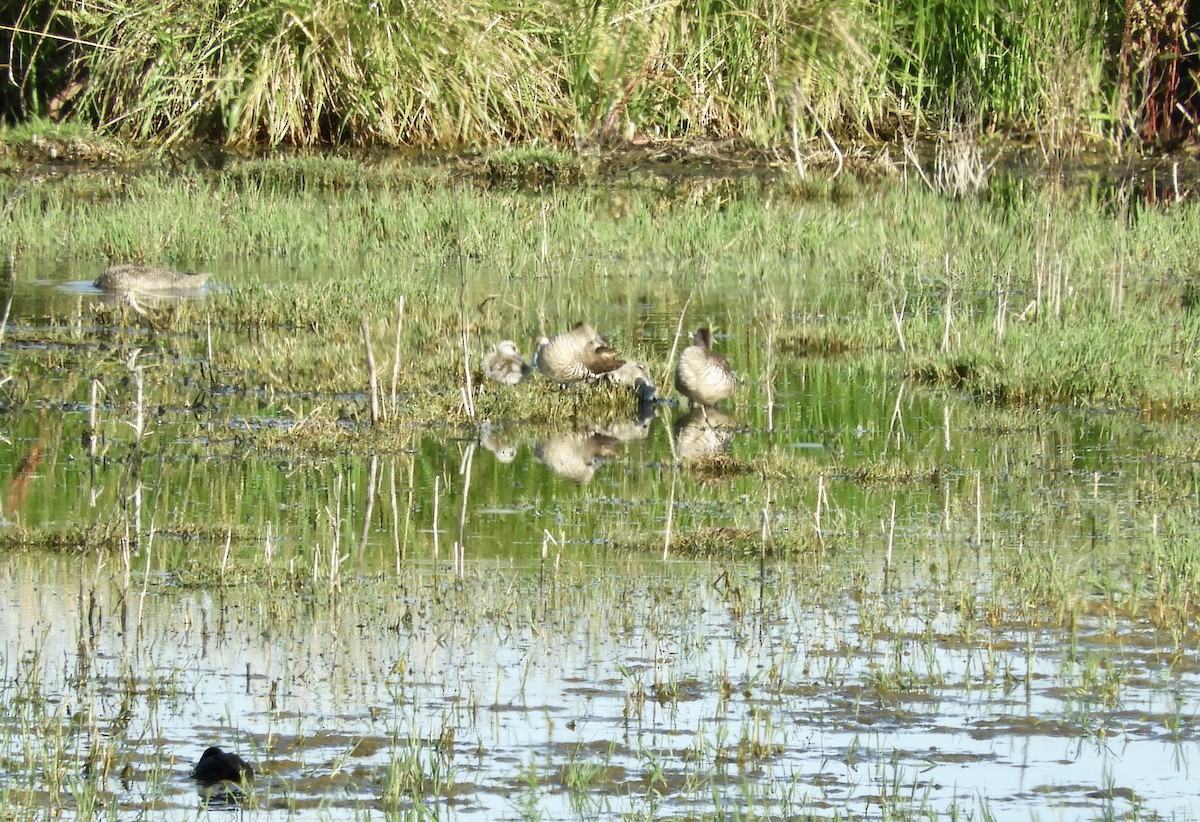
483, 340, 531, 385
534, 323, 625, 384
190, 746, 253, 784
606, 360, 657, 402
94, 264, 210, 293
675, 327, 737, 407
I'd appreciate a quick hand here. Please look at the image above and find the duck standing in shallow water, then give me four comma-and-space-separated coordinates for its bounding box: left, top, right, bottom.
483, 340, 532, 385
190, 746, 254, 784
94, 264, 210, 293
675, 327, 737, 407
534, 323, 625, 384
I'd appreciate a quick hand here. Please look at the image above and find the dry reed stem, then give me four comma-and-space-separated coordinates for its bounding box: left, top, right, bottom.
886, 499, 896, 571
975, 470, 983, 545
136, 523, 155, 635
814, 474, 825, 547
941, 255, 953, 353
221, 528, 232, 580
264, 520, 274, 562
799, 88, 844, 179
390, 296, 405, 415
884, 381, 906, 455
0, 292, 12, 347
361, 312, 380, 424
390, 462, 401, 574
760, 482, 773, 553
455, 442, 476, 579
664, 280, 699, 390
763, 311, 777, 432
890, 292, 908, 355
432, 474, 441, 562
89, 379, 102, 461
402, 454, 415, 569
329, 473, 344, 592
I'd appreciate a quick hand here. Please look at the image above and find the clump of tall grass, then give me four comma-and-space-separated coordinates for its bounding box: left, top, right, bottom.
52, 0, 573, 147
7, 0, 1127, 150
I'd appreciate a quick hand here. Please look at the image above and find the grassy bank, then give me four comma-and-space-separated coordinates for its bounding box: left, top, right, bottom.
2, 158, 1200, 420
3, 0, 1195, 152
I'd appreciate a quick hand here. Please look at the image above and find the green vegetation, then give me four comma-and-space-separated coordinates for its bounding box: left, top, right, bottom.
2, 161, 1199, 416
3, 0, 1195, 150
3, 154, 1200, 818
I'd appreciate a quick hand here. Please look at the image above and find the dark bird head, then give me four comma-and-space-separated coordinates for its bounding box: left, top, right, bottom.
191, 746, 253, 783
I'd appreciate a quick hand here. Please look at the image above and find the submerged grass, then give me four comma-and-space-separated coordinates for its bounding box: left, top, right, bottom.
2, 541, 1196, 818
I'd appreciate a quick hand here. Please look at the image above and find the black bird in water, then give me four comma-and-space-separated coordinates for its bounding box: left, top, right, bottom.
190, 746, 254, 784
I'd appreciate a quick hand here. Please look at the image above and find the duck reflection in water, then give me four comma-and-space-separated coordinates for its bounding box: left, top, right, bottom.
535, 403, 656, 484
674, 406, 737, 461
535, 431, 621, 483
480, 420, 519, 463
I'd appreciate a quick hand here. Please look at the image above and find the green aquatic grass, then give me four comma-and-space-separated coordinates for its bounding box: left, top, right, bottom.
0, 114, 105, 147
5, 165, 1200, 417
5, 165, 1200, 615
3, 495, 1200, 818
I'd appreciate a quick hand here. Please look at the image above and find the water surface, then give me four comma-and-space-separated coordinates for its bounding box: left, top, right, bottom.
2, 226, 1199, 820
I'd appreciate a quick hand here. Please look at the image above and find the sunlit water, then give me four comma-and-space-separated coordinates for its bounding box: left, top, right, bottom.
4, 555, 1198, 820
2, 261, 1199, 819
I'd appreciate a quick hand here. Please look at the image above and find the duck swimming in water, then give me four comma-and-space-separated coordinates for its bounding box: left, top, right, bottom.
94, 264, 210, 293
675, 327, 737, 407
190, 747, 254, 784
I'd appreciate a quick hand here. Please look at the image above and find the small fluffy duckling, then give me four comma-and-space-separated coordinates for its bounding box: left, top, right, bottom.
606, 360, 657, 402
483, 340, 532, 385
675, 327, 737, 407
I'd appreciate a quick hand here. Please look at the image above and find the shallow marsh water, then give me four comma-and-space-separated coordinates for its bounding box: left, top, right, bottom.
3, 180, 1200, 820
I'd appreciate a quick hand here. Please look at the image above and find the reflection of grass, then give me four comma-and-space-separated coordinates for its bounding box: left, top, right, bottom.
0, 524, 123, 552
